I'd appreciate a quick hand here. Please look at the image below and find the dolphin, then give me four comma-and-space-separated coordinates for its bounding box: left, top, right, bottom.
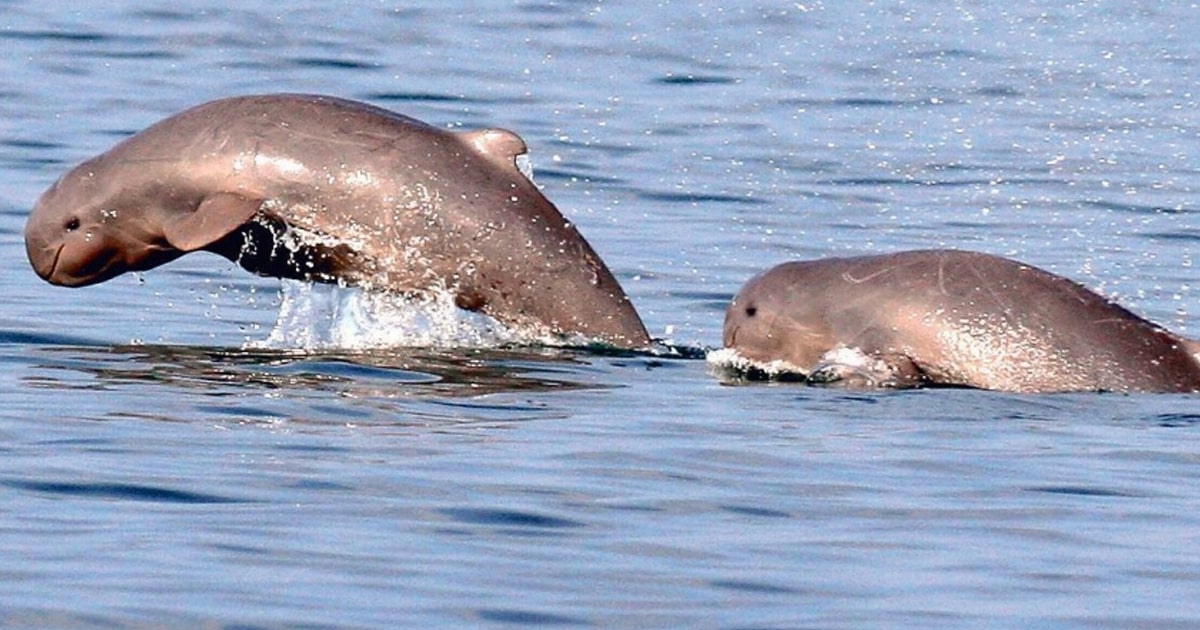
24, 93, 650, 348
722, 249, 1200, 393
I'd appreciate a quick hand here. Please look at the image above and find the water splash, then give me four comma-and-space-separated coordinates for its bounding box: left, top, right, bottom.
515, 153, 535, 182
708, 345, 920, 388
706, 347, 806, 379
254, 280, 530, 351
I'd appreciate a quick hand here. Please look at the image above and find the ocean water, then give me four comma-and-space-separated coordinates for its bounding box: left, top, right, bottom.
3, 1, 1200, 628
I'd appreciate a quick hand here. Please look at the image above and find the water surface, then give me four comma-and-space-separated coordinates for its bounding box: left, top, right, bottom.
3, 1, 1200, 628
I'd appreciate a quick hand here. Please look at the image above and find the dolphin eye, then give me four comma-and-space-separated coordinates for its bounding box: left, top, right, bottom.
64, 217, 81, 232
745, 305, 757, 317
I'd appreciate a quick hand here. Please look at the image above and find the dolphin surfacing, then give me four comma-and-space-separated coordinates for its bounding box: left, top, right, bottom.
24, 93, 650, 348
722, 249, 1200, 393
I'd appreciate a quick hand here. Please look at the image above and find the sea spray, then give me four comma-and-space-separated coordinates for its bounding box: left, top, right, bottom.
254, 280, 535, 351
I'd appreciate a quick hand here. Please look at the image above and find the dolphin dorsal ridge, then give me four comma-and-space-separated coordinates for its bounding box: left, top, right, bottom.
461, 129, 529, 170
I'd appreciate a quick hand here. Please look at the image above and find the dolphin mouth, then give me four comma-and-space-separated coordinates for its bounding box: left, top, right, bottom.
30, 242, 64, 283
36, 243, 100, 287
48, 244, 63, 281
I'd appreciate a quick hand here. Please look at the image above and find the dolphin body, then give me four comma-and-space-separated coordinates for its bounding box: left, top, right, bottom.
723, 249, 1200, 393
24, 94, 650, 348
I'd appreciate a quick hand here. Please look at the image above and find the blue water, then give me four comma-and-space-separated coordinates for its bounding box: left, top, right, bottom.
3, 1, 1200, 628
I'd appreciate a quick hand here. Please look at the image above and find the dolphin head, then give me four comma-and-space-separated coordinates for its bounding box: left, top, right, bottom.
24, 161, 185, 287
25, 152, 266, 288
722, 262, 832, 371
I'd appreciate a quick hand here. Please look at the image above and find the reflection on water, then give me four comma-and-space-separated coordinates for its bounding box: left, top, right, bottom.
22, 343, 610, 402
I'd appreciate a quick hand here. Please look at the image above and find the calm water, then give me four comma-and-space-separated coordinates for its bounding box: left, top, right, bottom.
3, 1, 1200, 628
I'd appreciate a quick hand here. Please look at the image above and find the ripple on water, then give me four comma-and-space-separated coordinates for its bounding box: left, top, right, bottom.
5, 2, 1200, 629
2, 479, 247, 504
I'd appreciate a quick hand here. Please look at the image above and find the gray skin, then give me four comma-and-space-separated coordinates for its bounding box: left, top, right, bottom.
24, 93, 650, 348
723, 249, 1200, 393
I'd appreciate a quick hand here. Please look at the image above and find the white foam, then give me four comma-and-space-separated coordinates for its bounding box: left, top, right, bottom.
706, 345, 899, 386
705, 347, 807, 377
252, 280, 532, 351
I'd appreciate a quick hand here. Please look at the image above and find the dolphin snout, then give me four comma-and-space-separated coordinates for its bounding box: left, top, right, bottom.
24, 232, 62, 283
